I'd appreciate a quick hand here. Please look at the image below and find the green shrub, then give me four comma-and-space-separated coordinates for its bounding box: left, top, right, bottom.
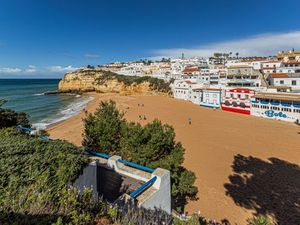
247, 215, 274, 225
0, 108, 30, 129
0, 128, 90, 220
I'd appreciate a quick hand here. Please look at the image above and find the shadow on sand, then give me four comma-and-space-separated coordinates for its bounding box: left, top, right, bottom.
224, 154, 300, 225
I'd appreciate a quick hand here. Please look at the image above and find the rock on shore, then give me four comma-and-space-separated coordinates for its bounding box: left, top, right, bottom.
58, 68, 158, 95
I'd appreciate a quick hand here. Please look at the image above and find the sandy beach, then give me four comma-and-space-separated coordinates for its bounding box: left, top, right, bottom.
47, 92, 300, 225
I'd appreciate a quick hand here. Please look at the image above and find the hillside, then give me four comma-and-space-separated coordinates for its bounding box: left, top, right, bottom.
58, 68, 171, 94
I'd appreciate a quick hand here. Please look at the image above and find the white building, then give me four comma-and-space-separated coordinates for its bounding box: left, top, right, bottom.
267, 73, 300, 91
199, 88, 222, 108
171, 80, 198, 101
251, 93, 300, 123
261, 61, 281, 74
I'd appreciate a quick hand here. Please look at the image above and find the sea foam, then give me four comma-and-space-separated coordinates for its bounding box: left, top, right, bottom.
32, 96, 93, 130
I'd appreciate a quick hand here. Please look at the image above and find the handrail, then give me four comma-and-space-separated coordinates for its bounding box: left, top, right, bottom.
130, 176, 157, 199
16, 125, 33, 132
117, 159, 155, 173
86, 149, 110, 159
85, 150, 155, 172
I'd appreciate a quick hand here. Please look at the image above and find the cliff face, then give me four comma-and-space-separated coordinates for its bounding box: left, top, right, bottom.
58, 69, 152, 95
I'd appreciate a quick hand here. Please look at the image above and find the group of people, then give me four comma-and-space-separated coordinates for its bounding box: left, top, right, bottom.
137, 103, 147, 120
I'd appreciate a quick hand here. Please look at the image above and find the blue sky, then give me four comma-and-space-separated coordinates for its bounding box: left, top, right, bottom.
0, 0, 300, 78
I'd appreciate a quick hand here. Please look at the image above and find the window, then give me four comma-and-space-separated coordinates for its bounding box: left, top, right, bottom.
280, 80, 284, 85
292, 80, 297, 86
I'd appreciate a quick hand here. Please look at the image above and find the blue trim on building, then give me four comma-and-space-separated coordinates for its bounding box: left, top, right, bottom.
294, 104, 300, 108
270, 102, 280, 106
200, 104, 220, 109
282, 103, 292, 107
130, 176, 157, 199
260, 101, 269, 104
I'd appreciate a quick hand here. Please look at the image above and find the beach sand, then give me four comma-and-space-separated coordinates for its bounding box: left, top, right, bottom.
47, 92, 300, 224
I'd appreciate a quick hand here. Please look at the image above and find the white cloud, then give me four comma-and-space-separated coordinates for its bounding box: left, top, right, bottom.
153, 31, 300, 59
84, 53, 100, 59
24, 65, 37, 73
48, 65, 78, 73
0, 67, 22, 74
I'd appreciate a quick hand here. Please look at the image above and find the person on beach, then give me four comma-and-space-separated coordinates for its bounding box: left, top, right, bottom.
188, 117, 192, 125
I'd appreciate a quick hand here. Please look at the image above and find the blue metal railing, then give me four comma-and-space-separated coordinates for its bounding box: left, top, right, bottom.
85, 149, 110, 159
86, 150, 155, 173
16, 125, 33, 132
16, 125, 51, 141
117, 159, 155, 173
130, 176, 157, 199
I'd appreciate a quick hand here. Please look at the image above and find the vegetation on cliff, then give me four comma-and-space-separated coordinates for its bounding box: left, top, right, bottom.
83, 100, 198, 212
94, 70, 171, 93
0, 106, 30, 129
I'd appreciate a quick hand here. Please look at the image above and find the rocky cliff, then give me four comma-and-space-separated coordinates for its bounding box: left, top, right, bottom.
58, 68, 170, 95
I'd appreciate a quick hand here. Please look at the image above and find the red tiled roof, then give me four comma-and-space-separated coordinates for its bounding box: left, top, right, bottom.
269, 73, 288, 78
282, 61, 300, 65
183, 67, 199, 73
185, 80, 197, 84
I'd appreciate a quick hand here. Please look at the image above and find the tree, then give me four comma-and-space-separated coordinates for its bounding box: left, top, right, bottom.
83, 101, 198, 211
82, 100, 125, 155
0, 108, 30, 129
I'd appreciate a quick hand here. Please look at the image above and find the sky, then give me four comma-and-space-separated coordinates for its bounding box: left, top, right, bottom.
0, 0, 300, 78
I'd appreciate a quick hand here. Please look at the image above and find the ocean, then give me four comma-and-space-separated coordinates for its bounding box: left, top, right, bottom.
0, 79, 92, 129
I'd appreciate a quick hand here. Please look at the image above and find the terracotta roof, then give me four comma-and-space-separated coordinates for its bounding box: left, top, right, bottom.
185, 80, 197, 84
183, 67, 199, 73
262, 67, 275, 70
269, 73, 288, 78
282, 61, 300, 65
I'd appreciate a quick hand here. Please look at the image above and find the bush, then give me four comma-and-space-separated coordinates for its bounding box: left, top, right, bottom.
0, 108, 30, 129
247, 215, 274, 225
83, 100, 125, 155
83, 100, 198, 212
0, 128, 91, 222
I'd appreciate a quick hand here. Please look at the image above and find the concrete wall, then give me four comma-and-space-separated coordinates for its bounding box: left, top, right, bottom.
72, 155, 172, 214
139, 168, 171, 214
71, 161, 99, 199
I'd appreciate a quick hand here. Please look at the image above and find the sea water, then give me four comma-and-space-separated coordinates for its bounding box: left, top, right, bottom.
0, 79, 92, 129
